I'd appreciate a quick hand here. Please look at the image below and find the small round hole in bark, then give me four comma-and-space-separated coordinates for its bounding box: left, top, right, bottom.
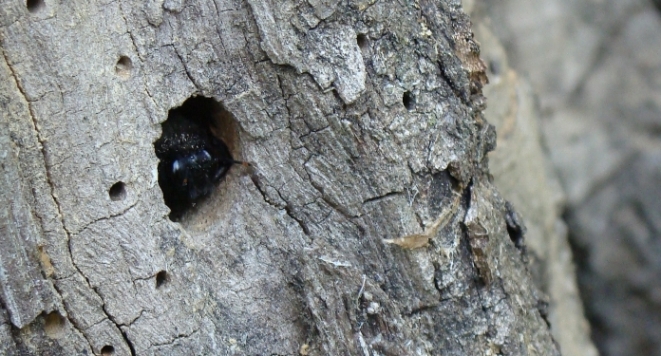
115, 56, 133, 78
356, 34, 369, 50
108, 182, 127, 201
26, 0, 45, 13
44, 311, 65, 339
100, 345, 115, 356
155, 270, 168, 288
154, 96, 242, 221
402, 91, 415, 111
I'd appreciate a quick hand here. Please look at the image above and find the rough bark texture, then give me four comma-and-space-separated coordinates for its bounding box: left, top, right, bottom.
1, 1, 559, 355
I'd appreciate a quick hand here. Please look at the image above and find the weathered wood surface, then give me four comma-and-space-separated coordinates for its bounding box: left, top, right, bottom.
0, 0, 559, 355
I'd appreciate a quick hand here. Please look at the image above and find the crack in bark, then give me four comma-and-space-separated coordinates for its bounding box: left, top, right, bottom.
152, 329, 199, 348
405, 302, 441, 317
361, 191, 402, 205
59, 200, 137, 356
437, 59, 468, 106
9, 67, 146, 355
116, 2, 144, 62
48, 280, 100, 353
275, 73, 292, 102
74, 201, 138, 236
298, 124, 331, 141
300, 157, 357, 219
0, 48, 105, 353
279, 200, 313, 236
120, 328, 138, 355
169, 43, 199, 90
93, 285, 137, 356
122, 309, 145, 328
115, 3, 164, 121
62, 251, 136, 356
248, 174, 311, 235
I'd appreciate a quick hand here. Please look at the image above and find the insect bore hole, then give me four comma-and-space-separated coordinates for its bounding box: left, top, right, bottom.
100, 345, 115, 356
155, 270, 168, 288
115, 56, 133, 78
26, 0, 45, 13
154, 96, 243, 221
44, 311, 65, 339
402, 91, 415, 111
108, 182, 127, 201
356, 34, 369, 50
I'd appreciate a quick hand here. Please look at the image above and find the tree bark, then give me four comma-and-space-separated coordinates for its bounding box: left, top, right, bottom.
0, 1, 560, 355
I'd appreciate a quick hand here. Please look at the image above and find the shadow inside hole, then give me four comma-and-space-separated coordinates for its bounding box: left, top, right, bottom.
155, 270, 168, 288
154, 96, 240, 221
356, 34, 369, 50
504, 201, 526, 250
100, 345, 115, 356
115, 56, 133, 78
26, 0, 45, 13
108, 182, 127, 201
43, 311, 65, 339
402, 91, 415, 111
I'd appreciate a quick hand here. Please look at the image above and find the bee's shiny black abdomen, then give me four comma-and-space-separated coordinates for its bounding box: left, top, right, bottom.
155, 111, 235, 218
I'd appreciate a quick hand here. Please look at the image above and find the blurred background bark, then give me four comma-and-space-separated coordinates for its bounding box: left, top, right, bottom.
471, 0, 661, 355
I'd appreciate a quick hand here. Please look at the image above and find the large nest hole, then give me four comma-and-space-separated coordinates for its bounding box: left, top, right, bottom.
154, 96, 240, 221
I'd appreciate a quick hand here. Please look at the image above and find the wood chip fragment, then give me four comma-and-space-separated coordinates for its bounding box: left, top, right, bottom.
384, 193, 461, 249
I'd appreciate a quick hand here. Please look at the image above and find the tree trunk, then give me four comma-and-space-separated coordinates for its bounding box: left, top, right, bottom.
0, 1, 560, 355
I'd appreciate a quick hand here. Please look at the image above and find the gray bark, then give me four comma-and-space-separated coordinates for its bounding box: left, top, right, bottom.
0, 1, 559, 355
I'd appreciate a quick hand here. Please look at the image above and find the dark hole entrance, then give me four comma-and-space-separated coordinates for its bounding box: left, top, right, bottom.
100, 345, 115, 355
115, 56, 133, 78
155, 270, 168, 288
154, 96, 240, 221
402, 91, 415, 111
26, 0, 45, 13
504, 202, 526, 250
356, 34, 369, 50
506, 223, 524, 249
108, 182, 127, 201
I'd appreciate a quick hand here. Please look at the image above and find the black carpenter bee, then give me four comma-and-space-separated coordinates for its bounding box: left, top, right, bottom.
155, 107, 242, 219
